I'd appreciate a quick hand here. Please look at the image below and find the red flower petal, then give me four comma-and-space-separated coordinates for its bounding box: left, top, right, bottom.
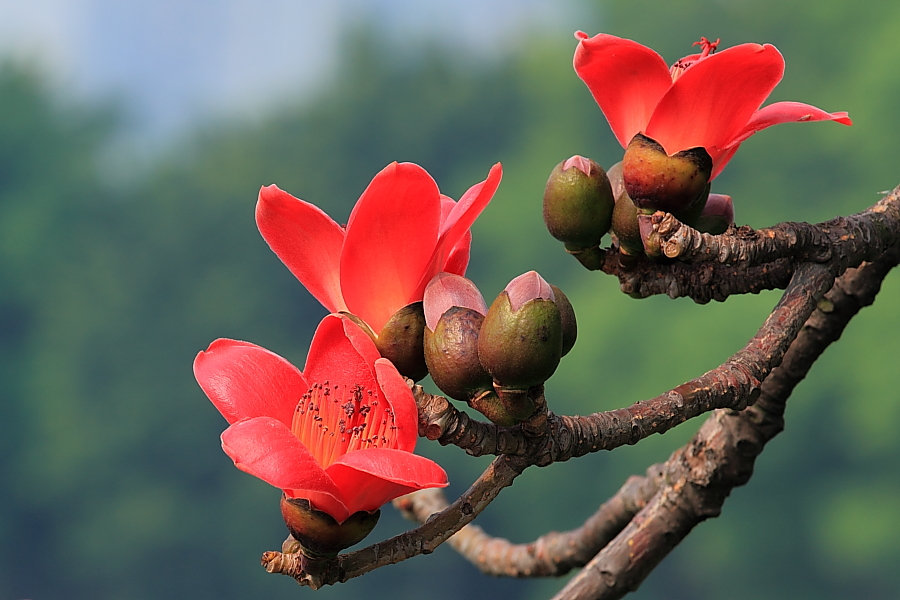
573, 32, 673, 148
645, 43, 785, 157
194, 338, 307, 428
327, 448, 448, 515
340, 162, 442, 332
413, 163, 502, 299
304, 315, 379, 391
221, 417, 350, 522
726, 101, 853, 148
373, 358, 419, 452
443, 231, 471, 276
256, 185, 347, 314
438, 196, 472, 275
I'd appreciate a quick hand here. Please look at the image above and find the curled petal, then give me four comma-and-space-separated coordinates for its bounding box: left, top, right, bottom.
194, 339, 307, 428
327, 448, 448, 515
646, 43, 785, 156
256, 185, 346, 313
221, 417, 349, 522
414, 164, 502, 299
304, 314, 380, 390
340, 162, 442, 332
442, 231, 471, 276
726, 101, 853, 148
373, 358, 419, 452
574, 32, 673, 148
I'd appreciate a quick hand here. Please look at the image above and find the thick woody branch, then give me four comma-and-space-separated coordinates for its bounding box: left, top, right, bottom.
395, 465, 664, 577
597, 252, 794, 303
553, 245, 900, 600
260, 454, 528, 589
648, 186, 900, 268
414, 263, 834, 462
593, 185, 900, 301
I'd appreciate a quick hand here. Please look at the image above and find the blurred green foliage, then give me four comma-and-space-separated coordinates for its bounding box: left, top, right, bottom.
1, 1, 899, 599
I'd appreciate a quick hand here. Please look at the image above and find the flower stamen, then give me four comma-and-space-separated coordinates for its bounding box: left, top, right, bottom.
670, 36, 720, 81
291, 381, 398, 467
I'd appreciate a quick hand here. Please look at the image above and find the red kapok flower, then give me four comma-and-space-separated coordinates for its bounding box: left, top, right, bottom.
193, 314, 448, 524
574, 33, 852, 179
256, 162, 502, 334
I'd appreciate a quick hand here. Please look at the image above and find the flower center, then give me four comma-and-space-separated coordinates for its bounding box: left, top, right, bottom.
290, 380, 398, 468
669, 36, 720, 81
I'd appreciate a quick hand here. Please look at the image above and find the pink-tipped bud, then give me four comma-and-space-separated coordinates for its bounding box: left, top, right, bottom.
478, 271, 563, 392
695, 193, 734, 234
622, 134, 712, 213
423, 273, 488, 331
543, 155, 614, 258
423, 274, 492, 402
505, 270, 555, 311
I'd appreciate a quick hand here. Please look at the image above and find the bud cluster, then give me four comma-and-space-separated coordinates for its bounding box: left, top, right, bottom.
422, 272, 576, 425
544, 146, 735, 260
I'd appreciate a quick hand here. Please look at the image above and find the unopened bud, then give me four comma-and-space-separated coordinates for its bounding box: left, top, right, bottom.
478, 271, 563, 392
372, 303, 428, 382
694, 193, 734, 235
671, 183, 711, 227
622, 133, 712, 213
548, 284, 577, 357
608, 162, 644, 255
280, 495, 380, 558
424, 307, 493, 402
422, 274, 492, 401
543, 156, 615, 252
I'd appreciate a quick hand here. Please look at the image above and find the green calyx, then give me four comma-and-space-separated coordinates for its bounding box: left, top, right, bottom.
372, 302, 428, 382
280, 496, 380, 559
622, 134, 712, 214
609, 163, 644, 256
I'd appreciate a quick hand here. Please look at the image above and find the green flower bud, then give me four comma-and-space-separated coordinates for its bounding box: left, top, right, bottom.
373, 303, 428, 382
622, 133, 712, 213
543, 155, 615, 252
422, 273, 492, 401
424, 306, 493, 402
280, 495, 380, 558
548, 284, 577, 357
478, 272, 563, 392
608, 162, 644, 256
694, 193, 734, 235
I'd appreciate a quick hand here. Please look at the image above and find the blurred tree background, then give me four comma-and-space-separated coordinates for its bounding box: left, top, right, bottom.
1, 0, 899, 599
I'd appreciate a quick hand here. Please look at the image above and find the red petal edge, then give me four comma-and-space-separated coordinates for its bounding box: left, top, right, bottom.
221, 417, 350, 522
327, 448, 448, 515
256, 185, 347, 313
194, 338, 308, 428
573, 32, 673, 148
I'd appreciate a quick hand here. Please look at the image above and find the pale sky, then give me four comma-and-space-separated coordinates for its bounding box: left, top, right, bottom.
0, 0, 583, 142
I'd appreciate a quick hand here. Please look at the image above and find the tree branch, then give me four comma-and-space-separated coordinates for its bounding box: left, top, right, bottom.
592, 185, 900, 302
553, 244, 900, 600
414, 263, 834, 462
395, 464, 664, 577
260, 454, 528, 588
